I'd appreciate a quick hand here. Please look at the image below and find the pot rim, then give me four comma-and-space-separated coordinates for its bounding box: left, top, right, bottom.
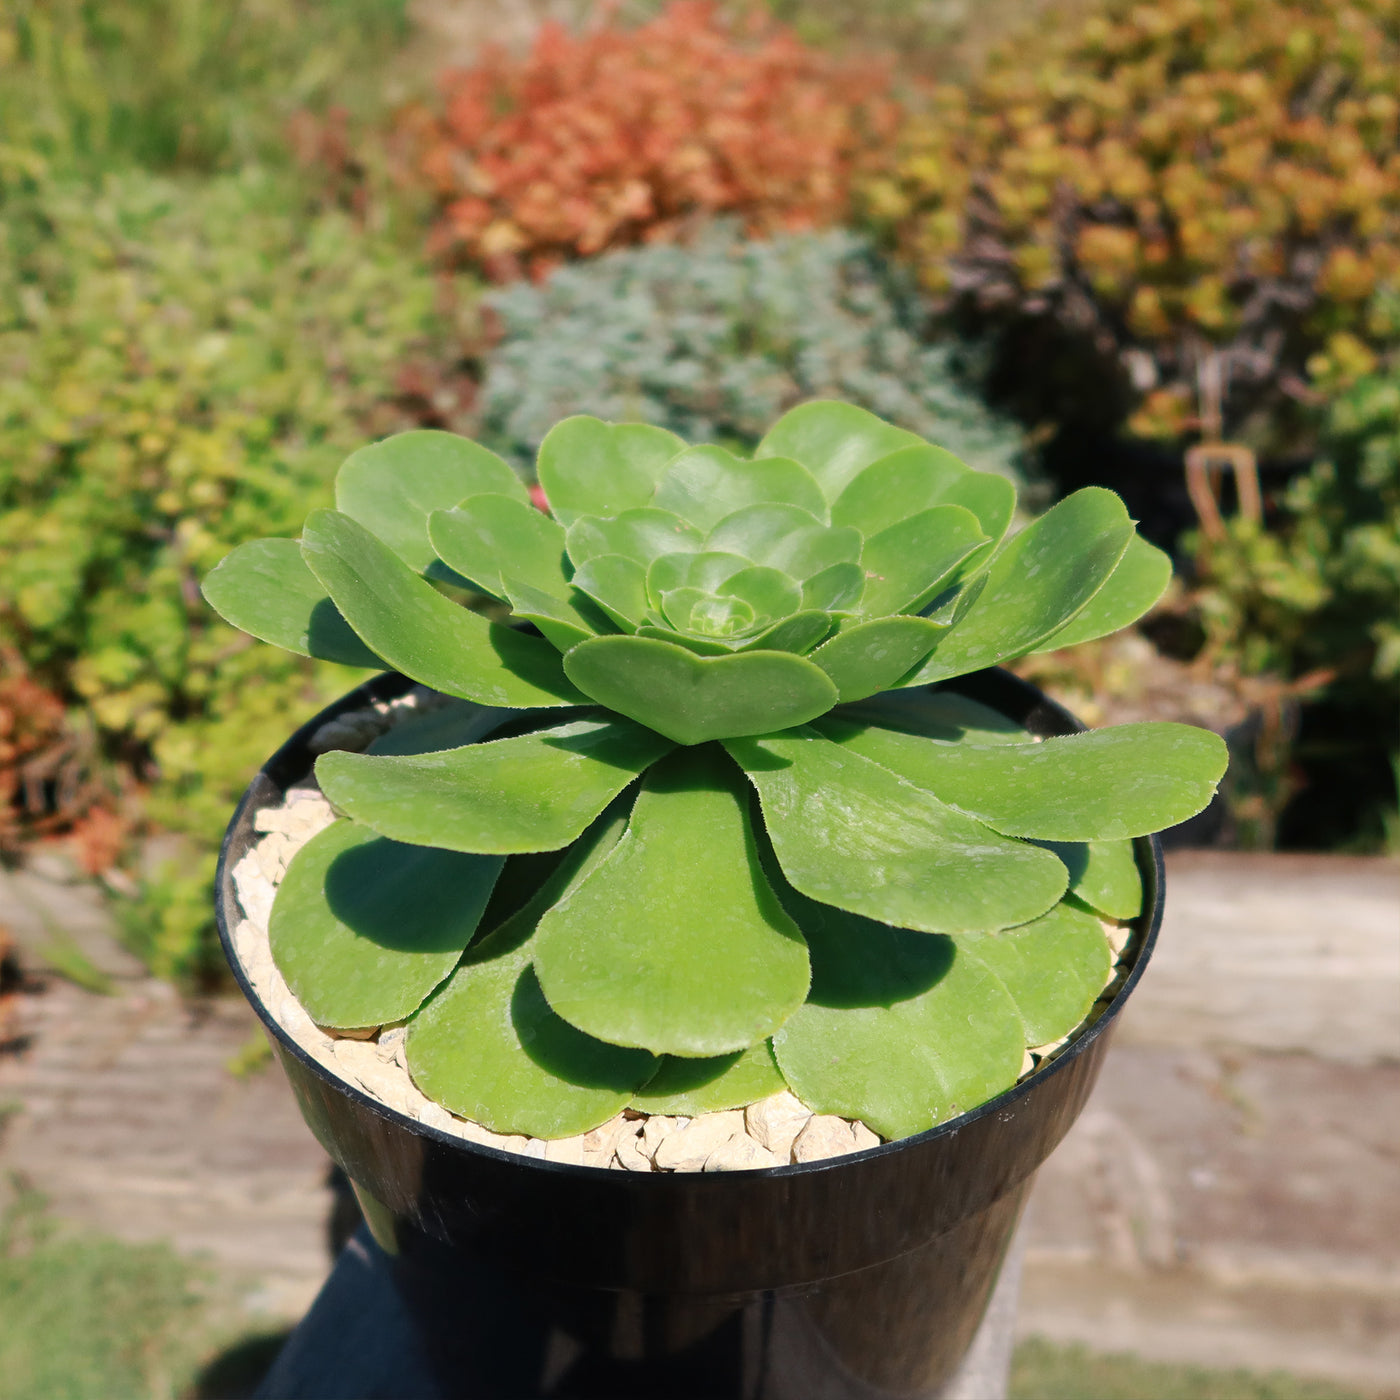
215, 668, 1165, 1183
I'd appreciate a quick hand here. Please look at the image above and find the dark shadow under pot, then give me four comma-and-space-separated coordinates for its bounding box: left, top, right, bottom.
216, 668, 1164, 1400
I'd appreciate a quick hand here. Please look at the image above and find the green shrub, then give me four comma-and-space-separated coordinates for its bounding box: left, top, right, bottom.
0, 167, 473, 979
864, 0, 1400, 451
479, 222, 1028, 483
1192, 361, 1400, 847
0, 1187, 227, 1400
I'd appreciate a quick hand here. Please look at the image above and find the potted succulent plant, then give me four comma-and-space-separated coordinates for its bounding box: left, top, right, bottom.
205, 402, 1225, 1397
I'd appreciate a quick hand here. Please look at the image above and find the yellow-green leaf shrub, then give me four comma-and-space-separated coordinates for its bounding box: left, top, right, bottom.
865, 0, 1400, 446
0, 168, 471, 950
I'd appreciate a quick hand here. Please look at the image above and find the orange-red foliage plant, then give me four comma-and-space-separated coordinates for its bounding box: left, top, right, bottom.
404, 1, 900, 280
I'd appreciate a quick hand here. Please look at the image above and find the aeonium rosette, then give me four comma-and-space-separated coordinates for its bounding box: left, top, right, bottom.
204, 403, 1226, 1141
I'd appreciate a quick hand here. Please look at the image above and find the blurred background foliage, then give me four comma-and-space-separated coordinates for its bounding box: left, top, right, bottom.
0, 0, 411, 176
401, 0, 900, 280
0, 0, 1395, 986
1189, 361, 1400, 849
0, 167, 467, 978
478, 220, 1029, 481
864, 0, 1400, 453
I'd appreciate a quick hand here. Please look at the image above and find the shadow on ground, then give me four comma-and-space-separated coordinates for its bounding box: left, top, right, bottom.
192, 1331, 291, 1400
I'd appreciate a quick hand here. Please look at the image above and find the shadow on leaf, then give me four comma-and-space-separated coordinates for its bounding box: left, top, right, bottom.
834, 690, 1029, 745
637, 1051, 744, 1099
538, 716, 672, 776
720, 735, 799, 772
511, 966, 655, 1089
324, 838, 502, 954
756, 839, 953, 1006
1028, 839, 1089, 885
306, 596, 380, 668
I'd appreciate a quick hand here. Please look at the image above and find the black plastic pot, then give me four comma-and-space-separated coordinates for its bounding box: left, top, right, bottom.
216, 671, 1165, 1400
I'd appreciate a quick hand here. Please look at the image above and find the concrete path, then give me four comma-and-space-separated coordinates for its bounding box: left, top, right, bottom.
1118, 852, 1400, 1062
0, 970, 333, 1319
0, 853, 333, 1318
0, 851, 1396, 1387
1021, 852, 1400, 1392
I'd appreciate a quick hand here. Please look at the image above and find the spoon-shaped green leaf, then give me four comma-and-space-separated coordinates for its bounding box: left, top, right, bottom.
1030, 838, 1143, 920
810, 617, 948, 702
704, 505, 862, 581
756, 401, 925, 501
703, 503, 821, 560
904, 488, 1135, 685
536, 417, 685, 526
856, 504, 988, 617
726, 730, 1067, 933
566, 509, 702, 570
802, 562, 866, 611
405, 810, 657, 1139
564, 636, 839, 746
533, 749, 811, 1056
717, 565, 802, 623
636, 612, 832, 657
653, 445, 828, 531
501, 576, 612, 651
660, 588, 757, 638
201, 539, 381, 668
428, 494, 569, 600
937, 471, 1017, 549
317, 716, 672, 853
830, 444, 966, 535
835, 690, 1032, 746
363, 699, 511, 757
738, 611, 834, 655
632, 624, 736, 657
631, 1043, 786, 1117
768, 882, 1024, 1140
821, 718, 1228, 841
832, 445, 1016, 545
269, 820, 503, 1030
569, 554, 650, 631
1030, 534, 1173, 652
418, 963, 657, 1140
646, 550, 752, 605
335, 430, 526, 574
301, 509, 584, 708
954, 902, 1113, 1048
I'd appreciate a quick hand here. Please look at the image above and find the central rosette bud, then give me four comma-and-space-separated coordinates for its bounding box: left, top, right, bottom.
410, 427, 1010, 744
665, 590, 756, 638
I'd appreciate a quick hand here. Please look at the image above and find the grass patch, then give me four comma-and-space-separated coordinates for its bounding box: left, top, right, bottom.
1, 0, 413, 178
0, 1200, 1388, 1400
1011, 1336, 1390, 1400
0, 1185, 255, 1400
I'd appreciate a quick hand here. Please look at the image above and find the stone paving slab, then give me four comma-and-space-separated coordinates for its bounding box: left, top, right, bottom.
0, 975, 332, 1318
1122, 852, 1400, 1064
1016, 852, 1400, 1390
1020, 1044, 1400, 1391
0, 857, 148, 986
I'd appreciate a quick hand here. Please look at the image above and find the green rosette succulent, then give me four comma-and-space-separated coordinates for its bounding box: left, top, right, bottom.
204, 403, 1226, 1142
